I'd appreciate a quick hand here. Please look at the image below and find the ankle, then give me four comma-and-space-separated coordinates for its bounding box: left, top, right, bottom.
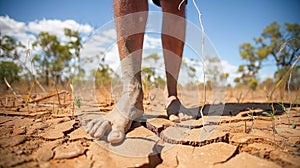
166, 96, 177, 108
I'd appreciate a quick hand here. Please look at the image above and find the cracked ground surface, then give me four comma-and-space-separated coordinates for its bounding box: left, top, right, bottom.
0, 91, 300, 168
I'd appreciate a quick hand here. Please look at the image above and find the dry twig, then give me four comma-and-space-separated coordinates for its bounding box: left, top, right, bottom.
29, 90, 68, 103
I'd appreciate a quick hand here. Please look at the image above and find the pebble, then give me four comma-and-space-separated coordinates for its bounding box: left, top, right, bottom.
12, 126, 26, 135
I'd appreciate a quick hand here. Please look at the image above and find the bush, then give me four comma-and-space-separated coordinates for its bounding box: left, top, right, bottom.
0, 61, 20, 87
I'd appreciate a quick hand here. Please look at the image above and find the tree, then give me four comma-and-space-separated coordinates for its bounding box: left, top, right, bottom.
0, 61, 20, 87
0, 34, 23, 87
32, 31, 74, 86
142, 67, 156, 89
237, 22, 300, 90
181, 59, 197, 78
0, 34, 24, 59
64, 28, 83, 80
235, 42, 266, 90
93, 64, 114, 87
144, 53, 159, 62
259, 22, 299, 70
142, 53, 166, 89
259, 78, 274, 90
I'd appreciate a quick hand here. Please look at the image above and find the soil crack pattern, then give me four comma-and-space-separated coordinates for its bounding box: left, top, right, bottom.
1, 98, 300, 167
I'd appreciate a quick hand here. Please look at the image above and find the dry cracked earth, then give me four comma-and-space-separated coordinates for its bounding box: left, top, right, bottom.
0, 92, 300, 168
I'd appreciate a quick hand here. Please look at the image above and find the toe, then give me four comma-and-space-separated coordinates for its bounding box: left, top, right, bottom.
178, 113, 193, 121
85, 119, 98, 133
178, 113, 187, 121
107, 120, 131, 144
88, 119, 105, 136
169, 114, 180, 122
107, 130, 125, 144
93, 120, 111, 138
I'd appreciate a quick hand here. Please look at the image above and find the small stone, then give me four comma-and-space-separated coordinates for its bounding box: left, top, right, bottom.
34, 118, 43, 122
16, 150, 24, 155
12, 126, 26, 135
53, 141, 85, 159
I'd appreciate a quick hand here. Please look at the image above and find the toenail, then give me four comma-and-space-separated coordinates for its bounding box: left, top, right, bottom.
110, 131, 120, 138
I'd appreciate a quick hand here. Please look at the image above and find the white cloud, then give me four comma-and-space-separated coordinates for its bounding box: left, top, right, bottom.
27, 19, 93, 42
0, 16, 94, 46
104, 44, 120, 71
28, 19, 93, 34
143, 34, 161, 49
79, 27, 118, 75
0, 16, 35, 47
0, 15, 26, 34
103, 29, 116, 39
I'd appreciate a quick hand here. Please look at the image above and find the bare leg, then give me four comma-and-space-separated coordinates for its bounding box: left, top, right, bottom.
161, 0, 195, 121
85, 0, 148, 144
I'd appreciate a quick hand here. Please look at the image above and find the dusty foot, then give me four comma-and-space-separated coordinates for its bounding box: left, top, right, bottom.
85, 84, 143, 144
166, 96, 198, 122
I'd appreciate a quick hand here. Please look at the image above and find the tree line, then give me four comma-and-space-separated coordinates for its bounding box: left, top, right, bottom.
0, 22, 299, 91
0, 28, 83, 88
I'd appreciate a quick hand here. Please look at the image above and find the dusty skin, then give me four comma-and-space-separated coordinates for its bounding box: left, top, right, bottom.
84, 0, 192, 144
0, 89, 300, 167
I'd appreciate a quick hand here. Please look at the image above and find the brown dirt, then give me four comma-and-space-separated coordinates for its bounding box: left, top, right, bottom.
0, 91, 300, 168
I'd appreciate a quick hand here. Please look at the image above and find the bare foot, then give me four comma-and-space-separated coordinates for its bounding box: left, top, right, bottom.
166, 96, 198, 122
85, 84, 143, 144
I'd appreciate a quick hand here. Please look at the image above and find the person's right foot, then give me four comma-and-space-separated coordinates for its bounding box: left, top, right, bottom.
85, 83, 144, 144
166, 96, 197, 122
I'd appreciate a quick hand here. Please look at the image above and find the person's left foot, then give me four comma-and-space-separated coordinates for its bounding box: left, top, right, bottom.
166, 96, 198, 122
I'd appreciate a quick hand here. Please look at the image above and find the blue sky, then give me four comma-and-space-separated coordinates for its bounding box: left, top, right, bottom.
0, 0, 300, 84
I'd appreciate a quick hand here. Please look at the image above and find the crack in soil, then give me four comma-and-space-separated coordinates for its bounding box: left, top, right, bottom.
1, 97, 300, 168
